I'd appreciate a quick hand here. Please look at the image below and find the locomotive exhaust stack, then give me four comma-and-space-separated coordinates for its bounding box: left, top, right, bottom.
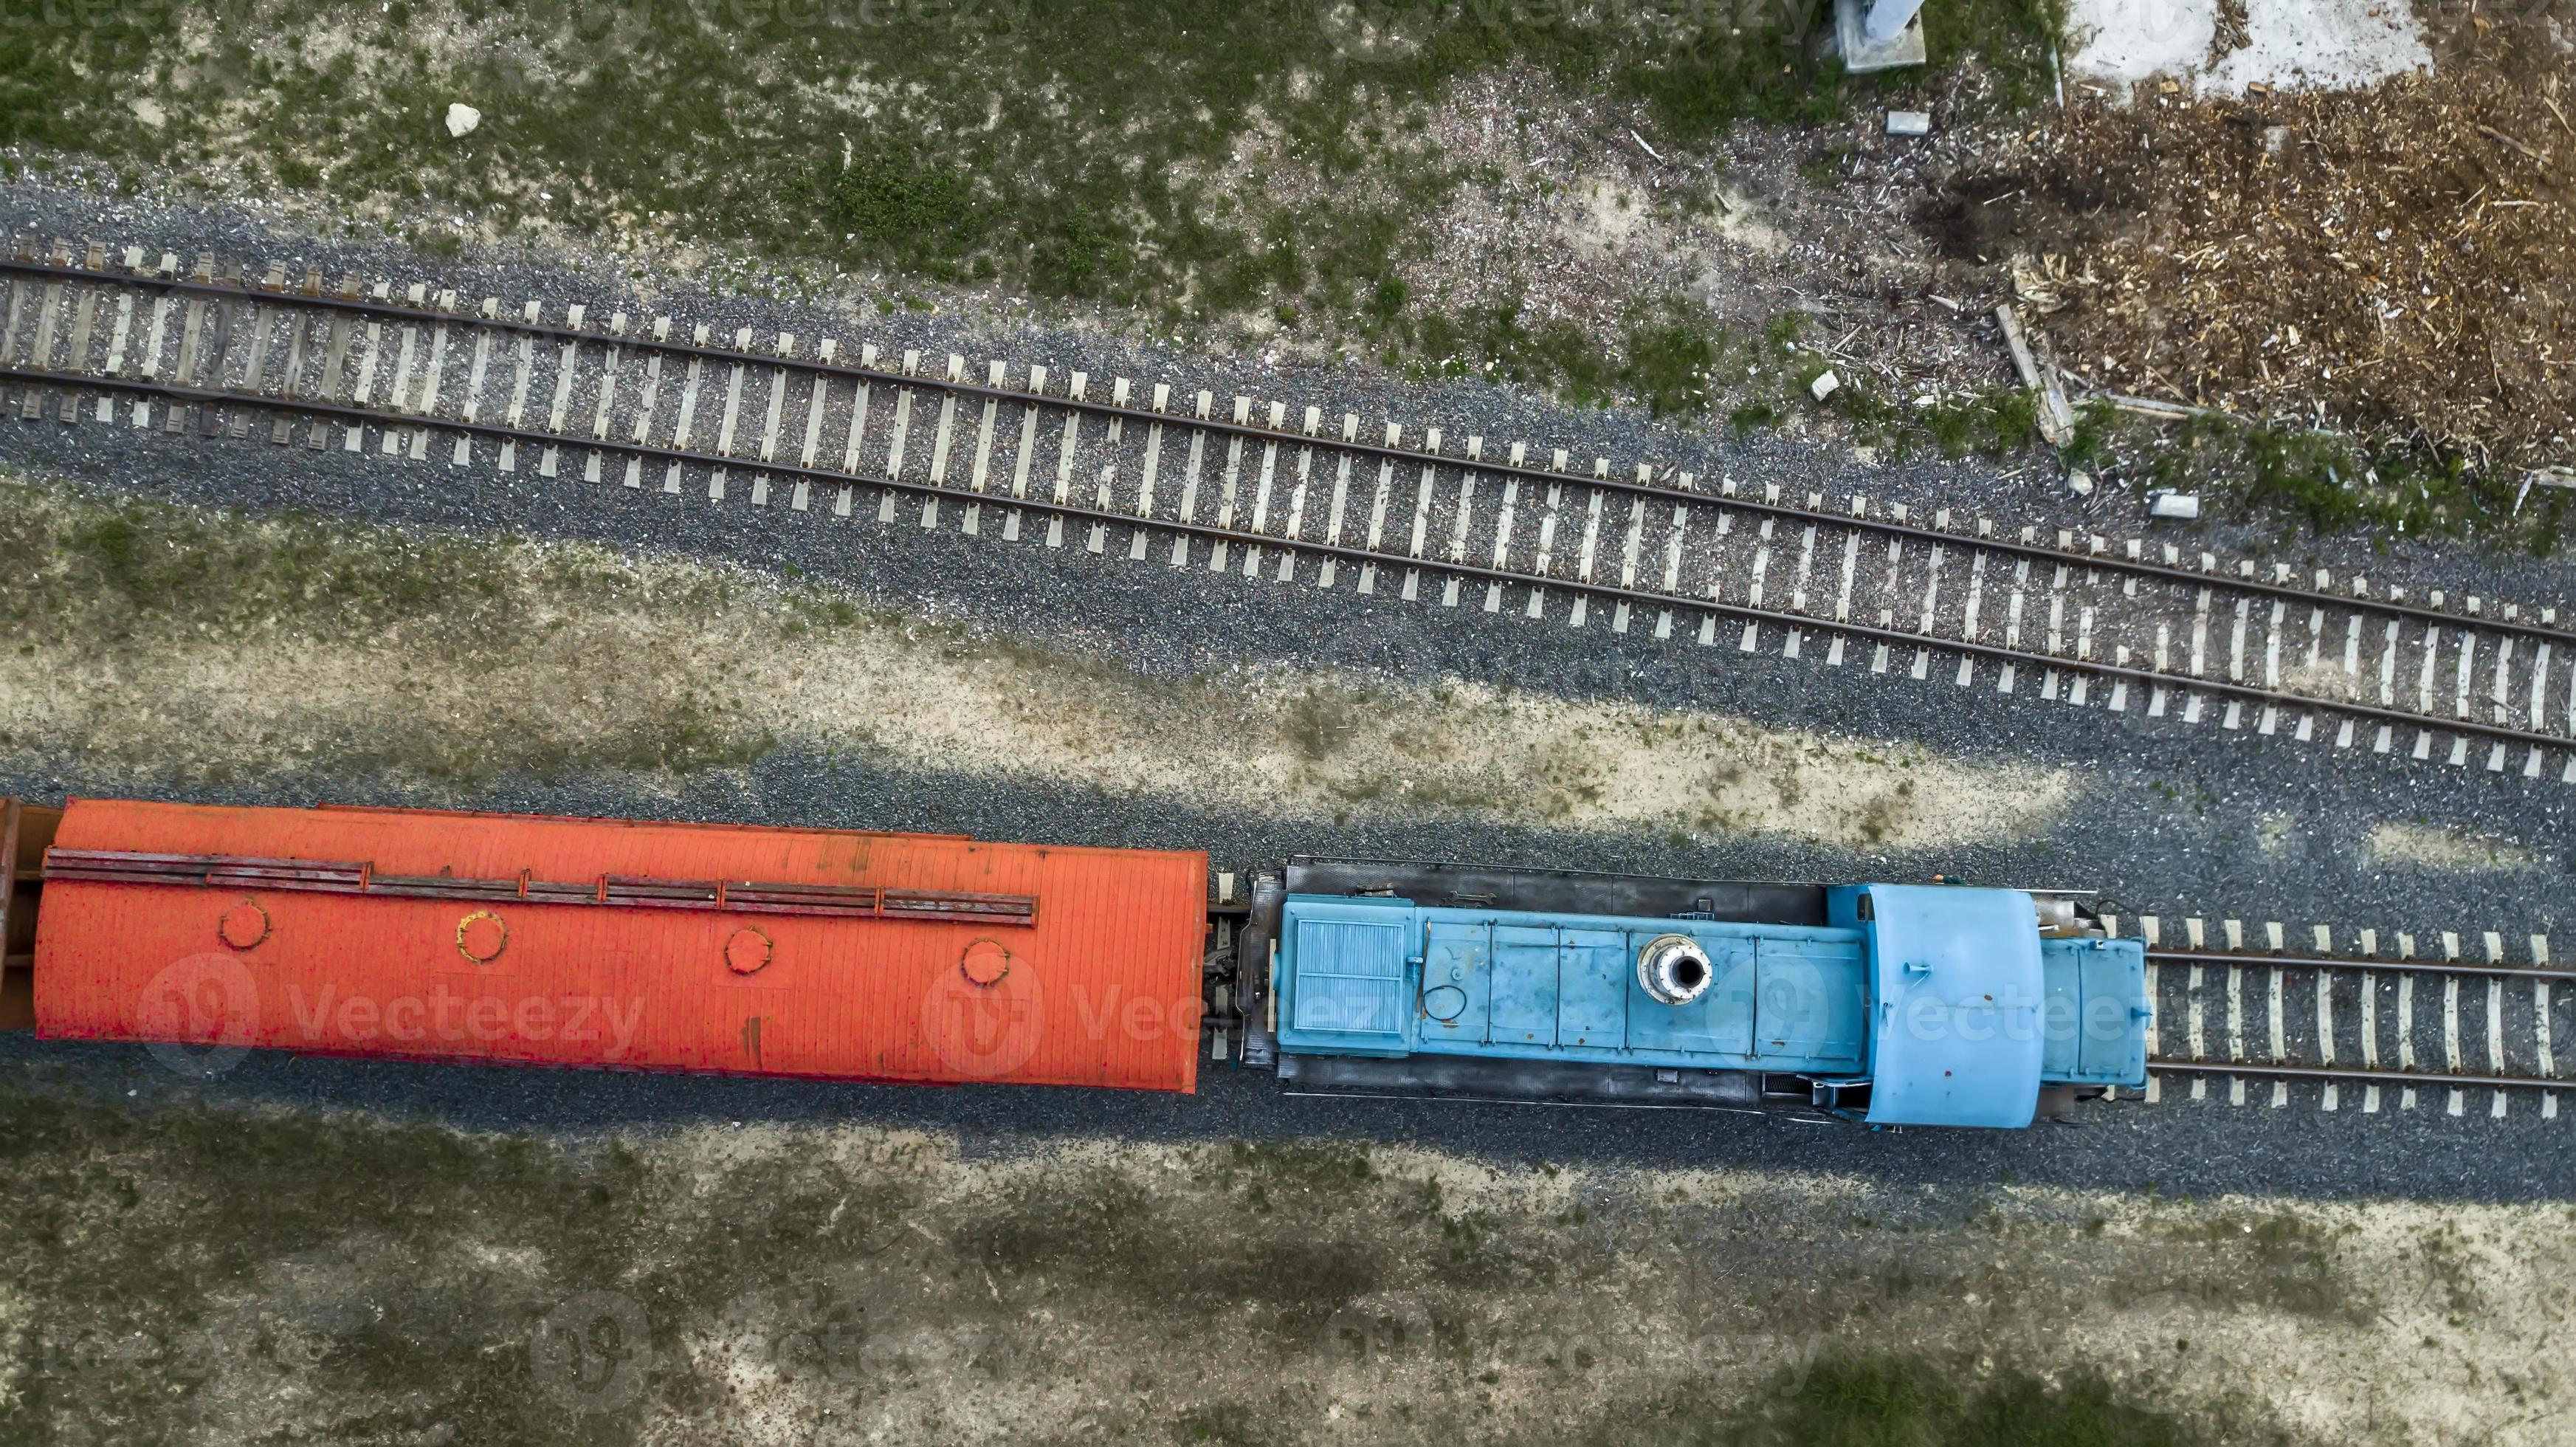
1636, 934, 1715, 1006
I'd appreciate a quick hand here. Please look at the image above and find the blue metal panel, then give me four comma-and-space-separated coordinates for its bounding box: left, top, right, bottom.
2040, 936, 2151, 1087
1834, 884, 2045, 1128
1628, 936, 1755, 1054
1754, 936, 1868, 1067
1419, 921, 1488, 1042
1489, 925, 1559, 1047
1273, 882, 2147, 1127
1409, 914, 1862, 1071
1275, 896, 1885, 1074
1278, 898, 1413, 1056
1557, 929, 1628, 1049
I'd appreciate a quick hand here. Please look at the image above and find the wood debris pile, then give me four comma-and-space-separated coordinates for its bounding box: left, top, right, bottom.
1926, 32, 2572, 471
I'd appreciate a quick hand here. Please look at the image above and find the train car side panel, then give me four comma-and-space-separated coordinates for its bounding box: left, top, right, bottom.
34, 800, 1207, 1092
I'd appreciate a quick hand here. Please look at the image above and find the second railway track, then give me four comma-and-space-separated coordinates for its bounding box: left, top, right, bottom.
5, 243, 2574, 780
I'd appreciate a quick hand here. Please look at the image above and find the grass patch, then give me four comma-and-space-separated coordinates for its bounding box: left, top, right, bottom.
14, 493, 526, 643
2098, 411, 2560, 551
1596, 1350, 2285, 1446
1, 1, 2066, 413
1623, 0, 2067, 144
0, 481, 798, 786
0, 1084, 689, 1443
1409, 295, 1816, 421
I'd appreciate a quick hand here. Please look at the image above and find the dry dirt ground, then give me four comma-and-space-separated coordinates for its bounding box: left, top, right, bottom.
0, 475, 2062, 854
3, 1086, 2569, 1446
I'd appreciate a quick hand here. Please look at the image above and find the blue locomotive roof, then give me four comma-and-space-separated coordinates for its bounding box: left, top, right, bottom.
1829, 884, 2044, 1128
1272, 881, 2149, 1129
1274, 896, 1866, 1073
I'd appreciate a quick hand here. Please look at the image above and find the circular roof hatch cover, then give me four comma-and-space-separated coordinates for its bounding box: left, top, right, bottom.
455, 911, 509, 965
217, 900, 270, 952
725, 927, 774, 975
959, 939, 1011, 987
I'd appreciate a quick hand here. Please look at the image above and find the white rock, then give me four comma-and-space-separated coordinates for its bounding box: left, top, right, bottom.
2067, 469, 2095, 496
1809, 370, 1841, 402
444, 103, 481, 139
1885, 109, 1932, 137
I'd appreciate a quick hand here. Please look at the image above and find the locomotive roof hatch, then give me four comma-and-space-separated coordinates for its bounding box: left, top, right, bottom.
1832, 884, 2046, 1129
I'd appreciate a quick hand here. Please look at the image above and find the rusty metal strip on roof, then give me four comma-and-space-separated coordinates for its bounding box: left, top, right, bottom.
42, 848, 1036, 926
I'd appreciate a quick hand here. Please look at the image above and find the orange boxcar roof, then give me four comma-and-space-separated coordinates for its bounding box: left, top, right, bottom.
35, 799, 1208, 1091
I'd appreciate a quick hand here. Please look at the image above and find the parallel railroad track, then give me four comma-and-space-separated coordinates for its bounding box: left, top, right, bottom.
5, 244, 2574, 779
2135, 929, 2569, 1116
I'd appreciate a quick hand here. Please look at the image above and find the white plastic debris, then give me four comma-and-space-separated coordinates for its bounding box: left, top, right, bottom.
1886, 110, 1932, 137
2148, 490, 2203, 520
444, 103, 481, 139
1810, 370, 1842, 402
2067, 469, 2095, 497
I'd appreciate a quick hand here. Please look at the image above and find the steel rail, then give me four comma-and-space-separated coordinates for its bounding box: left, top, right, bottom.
9, 363, 2576, 760
2143, 949, 2576, 984
2146, 1059, 2565, 1092
4, 254, 2569, 649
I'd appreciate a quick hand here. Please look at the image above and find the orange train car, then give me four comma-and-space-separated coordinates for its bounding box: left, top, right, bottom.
13, 797, 1208, 1091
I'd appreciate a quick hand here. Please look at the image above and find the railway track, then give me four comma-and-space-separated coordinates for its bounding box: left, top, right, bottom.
4, 241, 2574, 780
2121, 911, 2568, 1117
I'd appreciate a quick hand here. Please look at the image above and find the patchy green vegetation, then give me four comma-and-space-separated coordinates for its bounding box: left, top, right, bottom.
0, 481, 785, 785
1401, 302, 1823, 423
0, 1073, 2428, 1446
1923, 0, 2070, 111
1688, 1352, 2262, 1447
7, 487, 626, 645
0, 0, 176, 152
1791, 367, 2055, 462
2085, 410, 2569, 553
1794, 367, 2564, 552
0, 0, 2063, 412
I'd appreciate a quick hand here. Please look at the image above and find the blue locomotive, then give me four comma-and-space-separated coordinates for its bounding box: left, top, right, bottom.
1238, 859, 2149, 1129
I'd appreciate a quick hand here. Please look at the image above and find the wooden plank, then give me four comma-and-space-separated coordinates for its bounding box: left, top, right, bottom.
593, 314, 628, 441
887, 350, 918, 478
799, 359, 830, 468
1315, 412, 1359, 588
1208, 395, 1249, 572
173, 296, 206, 385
